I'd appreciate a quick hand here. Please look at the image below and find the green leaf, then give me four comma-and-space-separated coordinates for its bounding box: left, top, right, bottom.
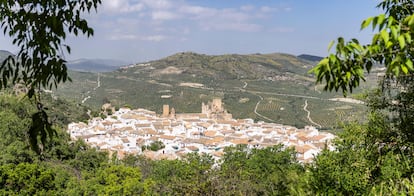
346, 72, 351, 80
401, 65, 408, 74
386, 41, 393, 49
381, 30, 389, 43
328, 40, 335, 52
390, 26, 398, 40
408, 14, 414, 26
398, 35, 406, 48
404, 33, 411, 44
406, 59, 413, 71
361, 17, 373, 30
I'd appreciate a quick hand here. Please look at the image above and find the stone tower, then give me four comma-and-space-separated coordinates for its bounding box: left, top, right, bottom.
212, 98, 223, 113
162, 104, 169, 117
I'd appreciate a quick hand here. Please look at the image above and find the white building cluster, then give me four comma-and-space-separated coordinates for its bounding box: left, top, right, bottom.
68, 102, 335, 163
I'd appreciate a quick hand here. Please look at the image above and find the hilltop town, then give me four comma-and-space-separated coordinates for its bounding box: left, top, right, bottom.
68, 99, 335, 163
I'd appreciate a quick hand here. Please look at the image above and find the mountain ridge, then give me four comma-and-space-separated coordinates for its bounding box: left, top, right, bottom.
122, 51, 317, 81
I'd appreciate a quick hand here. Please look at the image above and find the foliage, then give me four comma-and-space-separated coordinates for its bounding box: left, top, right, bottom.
310, 0, 414, 95
149, 153, 216, 195
0, 163, 57, 195
307, 117, 414, 195
142, 141, 165, 152
215, 144, 303, 195
0, 0, 101, 153
307, 1, 414, 194
80, 165, 154, 195
0, 0, 100, 94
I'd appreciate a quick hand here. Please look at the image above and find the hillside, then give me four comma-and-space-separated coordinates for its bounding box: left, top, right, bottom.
297, 54, 323, 62
132, 52, 313, 80
0, 50, 13, 62
67, 58, 126, 72
55, 52, 372, 129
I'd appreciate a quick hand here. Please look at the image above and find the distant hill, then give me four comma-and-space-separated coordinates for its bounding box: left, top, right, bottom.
67, 58, 127, 72
0, 50, 14, 62
0, 51, 125, 73
122, 52, 314, 80
297, 54, 324, 62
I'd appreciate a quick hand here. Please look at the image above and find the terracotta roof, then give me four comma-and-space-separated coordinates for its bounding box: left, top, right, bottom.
186, 146, 199, 151
143, 128, 157, 135
121, 126, 134, 131
159, 135, 176, 140
294, 144, 317, 154
197, 122, 211, 129
221, 129, 235, 134
230, 138, 249, 145
262, 129, 272, 134
212, 150, 224, 157
102, 121, 114, 126
204, 130, 217, 137
309, 134, 328, 141
149, 136, 159, 141
121, 138, 130, 143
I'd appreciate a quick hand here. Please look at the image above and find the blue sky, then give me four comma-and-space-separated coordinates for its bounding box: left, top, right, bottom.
1, 0, 381, 63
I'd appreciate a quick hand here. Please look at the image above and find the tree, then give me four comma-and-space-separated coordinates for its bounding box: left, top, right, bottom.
215, 144, 303, 195
310, 0, 414, 145
308, 1, 414, 194
311, 0, 414, 95
80, 165, 154, 195
0, 0, 101, 153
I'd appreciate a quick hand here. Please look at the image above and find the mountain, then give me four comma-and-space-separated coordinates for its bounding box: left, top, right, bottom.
67, 58, 127, 72
123, 52, 314, 80
0, 51, 125, 73
297, 54, 324, 62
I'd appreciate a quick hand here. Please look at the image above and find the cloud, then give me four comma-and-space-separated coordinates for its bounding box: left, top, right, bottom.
260, 6, 277, 13
142, 35, 167, 42
240, 5, 255, 12
202, 22, 262, 32
178, 5, 262, 32
102, 0, 144, 13
108, 34, 138, 40
108, 34, 167, 42
142, 0, 173, 9
152, 11, 179, 21
98, 0, 292, 38
179, 5, 216, 17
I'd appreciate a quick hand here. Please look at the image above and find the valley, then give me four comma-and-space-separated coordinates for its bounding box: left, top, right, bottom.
55, 52, 376, 130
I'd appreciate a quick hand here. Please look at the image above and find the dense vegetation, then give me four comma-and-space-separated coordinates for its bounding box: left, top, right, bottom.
0, 92, 308, 195
1, 0, 414, 195
1, 85, 414, 195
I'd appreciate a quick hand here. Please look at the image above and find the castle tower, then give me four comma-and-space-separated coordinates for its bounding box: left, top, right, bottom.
212, 98, 223, 112
162, 104, 169, 117
170, 107, 176, 118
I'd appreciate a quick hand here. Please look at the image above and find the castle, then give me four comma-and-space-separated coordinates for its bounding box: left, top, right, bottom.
201, 98, 232, 120
162, 98, 232, 120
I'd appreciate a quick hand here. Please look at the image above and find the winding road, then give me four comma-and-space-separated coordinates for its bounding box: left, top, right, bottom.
303, 99, 322, 128
82, 73, 101, 104
253, 94, 275, 122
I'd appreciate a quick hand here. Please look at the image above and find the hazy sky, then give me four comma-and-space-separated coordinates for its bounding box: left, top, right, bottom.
1, 0, 381, 63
